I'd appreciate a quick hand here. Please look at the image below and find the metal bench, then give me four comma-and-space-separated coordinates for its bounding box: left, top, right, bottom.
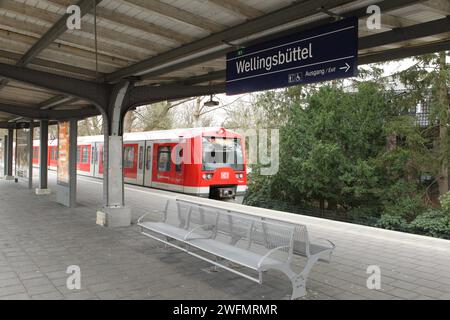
137, 198, 335, 299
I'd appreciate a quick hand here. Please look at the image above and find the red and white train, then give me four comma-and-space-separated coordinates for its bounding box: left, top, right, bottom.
32, 128, 247, 201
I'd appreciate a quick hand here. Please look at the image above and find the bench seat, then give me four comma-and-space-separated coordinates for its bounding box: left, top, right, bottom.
139, 221, 194, 241
139, 221, 280, 270
189, 238, 280, 270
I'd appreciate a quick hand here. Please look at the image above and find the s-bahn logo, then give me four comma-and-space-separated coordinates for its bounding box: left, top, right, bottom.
221, 172, 230, 179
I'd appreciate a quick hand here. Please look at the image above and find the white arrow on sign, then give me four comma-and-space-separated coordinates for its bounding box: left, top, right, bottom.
340, 63, 351, 73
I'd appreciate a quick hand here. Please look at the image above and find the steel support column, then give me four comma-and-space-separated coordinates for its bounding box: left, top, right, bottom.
68, 119, 77, 208
96, 82, 131, 227
36, 120, 51, 195
2, 135, 6, 176
5, 129, 14, 180
27, 121, 34, 189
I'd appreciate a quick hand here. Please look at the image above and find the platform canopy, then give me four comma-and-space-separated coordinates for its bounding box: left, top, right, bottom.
0, 0, 449, 127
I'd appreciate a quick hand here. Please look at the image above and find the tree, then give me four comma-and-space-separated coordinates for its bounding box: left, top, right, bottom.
245, 79, 433, 219
396, 52, 450, 198
132, 101, 175, 131
78, 116, 102, 136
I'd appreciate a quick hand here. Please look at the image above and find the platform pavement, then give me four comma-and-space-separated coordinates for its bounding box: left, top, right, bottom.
0, 174, 449, 300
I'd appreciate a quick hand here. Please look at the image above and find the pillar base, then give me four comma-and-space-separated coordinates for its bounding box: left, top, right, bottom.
35, 188, 51, 195
96, 206, 131, 227
3, 175, 14, 181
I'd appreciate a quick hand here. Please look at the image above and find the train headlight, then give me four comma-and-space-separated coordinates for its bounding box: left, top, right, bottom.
202, 173, 213, 180
235, 173, 244, 179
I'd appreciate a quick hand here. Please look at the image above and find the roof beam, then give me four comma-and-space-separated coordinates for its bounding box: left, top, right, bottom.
0, 121, 58, 129
104, 0, 358, 82
0, 49, 104, 79
0, 62, 109, 108
38, 95, 76, 110
0, 121, 18, 129
17, 0, 101, 67
359, 40, 450, 64
206, 0, 263, 19
180, 70, 227, 85
0, 102, 100, 120
359, 16, 450, 49
120, 0, 225, 33
126, 84, 225, 109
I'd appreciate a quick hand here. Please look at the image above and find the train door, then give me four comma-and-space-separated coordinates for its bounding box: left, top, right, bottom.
76, 144, 93, 177
151, 143, 184, 192
173, 144, 184, 192
93, 142, 104, 179
123, 141, 145, 185
143, 141, 153, 188
136, 142, 145, 186
90, 143, 97, 178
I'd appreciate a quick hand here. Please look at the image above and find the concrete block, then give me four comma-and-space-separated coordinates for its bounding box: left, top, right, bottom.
96, 206, 131, 227
3, 176, 14, 181
35, 188, 51, 196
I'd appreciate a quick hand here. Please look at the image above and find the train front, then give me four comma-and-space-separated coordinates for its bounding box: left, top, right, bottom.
194, 128, 247, 202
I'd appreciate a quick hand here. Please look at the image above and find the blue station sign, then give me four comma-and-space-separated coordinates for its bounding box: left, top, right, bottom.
226, 17, 358, 95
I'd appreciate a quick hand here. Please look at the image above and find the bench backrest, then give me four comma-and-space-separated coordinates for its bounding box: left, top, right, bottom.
175, 199, 311, 259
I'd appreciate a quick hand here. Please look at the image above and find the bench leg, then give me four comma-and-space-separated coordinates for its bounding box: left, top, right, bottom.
261, 254, 322, 300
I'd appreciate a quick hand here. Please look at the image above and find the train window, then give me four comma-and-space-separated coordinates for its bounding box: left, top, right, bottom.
202, 137, 244, 171
82, 147, 89, 163
175, 147, 183, 172
138, 146, 143, 170
146, 146, 152, 170
91, 147, 95, 164
157, 146, 171, 172
124, 146, 135, 169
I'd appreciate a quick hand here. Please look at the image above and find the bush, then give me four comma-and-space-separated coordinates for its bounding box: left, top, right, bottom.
410, 209, 450, 239
376, 214, 410, 232
382, 195, 424, 222
347, 207, 379, 226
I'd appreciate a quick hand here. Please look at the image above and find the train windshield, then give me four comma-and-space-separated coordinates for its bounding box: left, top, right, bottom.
202, 136, 244, 171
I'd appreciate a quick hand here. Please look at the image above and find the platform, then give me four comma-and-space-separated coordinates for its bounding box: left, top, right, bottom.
0, 174, 450, 300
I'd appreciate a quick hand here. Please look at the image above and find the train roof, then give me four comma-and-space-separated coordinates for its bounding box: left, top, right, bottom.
34, 127, 241, 146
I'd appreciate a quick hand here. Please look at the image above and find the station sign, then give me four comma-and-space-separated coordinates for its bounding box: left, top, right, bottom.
226, 17, 358, 95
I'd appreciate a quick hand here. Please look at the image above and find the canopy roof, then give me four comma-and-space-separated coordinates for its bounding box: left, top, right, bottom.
0, 0, 449, 125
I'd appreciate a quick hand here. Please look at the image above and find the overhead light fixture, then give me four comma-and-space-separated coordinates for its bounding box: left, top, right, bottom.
204, 95, 220, 107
